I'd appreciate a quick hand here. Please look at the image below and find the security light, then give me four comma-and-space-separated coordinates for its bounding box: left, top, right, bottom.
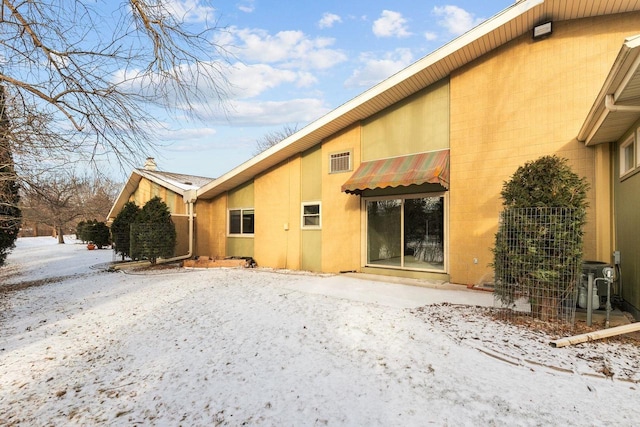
532, 21, 552, 39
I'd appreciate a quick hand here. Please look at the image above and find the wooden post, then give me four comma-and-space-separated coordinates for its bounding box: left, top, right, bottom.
550, 322, 640, 348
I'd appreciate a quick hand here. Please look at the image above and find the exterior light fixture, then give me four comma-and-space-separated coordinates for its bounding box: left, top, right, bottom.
532, 21, 552, 40
533, 21, 551, 40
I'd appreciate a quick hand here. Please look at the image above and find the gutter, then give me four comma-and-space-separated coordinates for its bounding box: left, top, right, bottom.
604, 94, 640, 113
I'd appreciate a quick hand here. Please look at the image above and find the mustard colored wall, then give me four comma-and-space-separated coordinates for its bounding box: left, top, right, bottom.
128, 177, 189, 255
130, 177, 185, 215
362, 78, 449, 161
173, 216, 189, 256
226, 181, 254, 257
321, 125, 362, 273
448, 14, 640, 286
300, 145, 322, 272
254, 156, 302, 270
194, 195, 227, 259
227, 181, 254, 208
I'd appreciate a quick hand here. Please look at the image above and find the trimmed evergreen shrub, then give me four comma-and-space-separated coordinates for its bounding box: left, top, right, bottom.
78, 219, 110, 248
492, 155, 589, 321
130, 197, 176, 264
111, 201, 140, 260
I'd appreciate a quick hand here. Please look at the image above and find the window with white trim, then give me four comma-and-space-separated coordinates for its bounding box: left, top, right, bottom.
301, 202, 321, 229
329, 151, 351, 173
228, 208, 254, 236
620, 134, 636, 178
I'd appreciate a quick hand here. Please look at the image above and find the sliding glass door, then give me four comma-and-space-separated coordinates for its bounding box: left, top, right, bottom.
366, 194, 445, 271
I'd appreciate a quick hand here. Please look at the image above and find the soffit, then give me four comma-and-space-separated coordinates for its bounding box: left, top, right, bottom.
198, 0, 640, 199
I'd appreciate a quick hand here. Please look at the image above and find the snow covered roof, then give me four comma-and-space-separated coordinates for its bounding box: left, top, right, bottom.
135, 169, 214, 192
106, 168, 214, 222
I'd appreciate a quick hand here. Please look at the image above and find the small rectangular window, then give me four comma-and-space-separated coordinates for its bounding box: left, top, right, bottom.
229, 208, 254, 235
243, 209, 255, 234
620, 135, 635, 177
330, 151, 351, 173
229, 210, 241, 234
301, 202, 321, 229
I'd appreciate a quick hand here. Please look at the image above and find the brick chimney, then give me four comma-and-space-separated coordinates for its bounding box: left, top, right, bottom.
144, 157, 157, 171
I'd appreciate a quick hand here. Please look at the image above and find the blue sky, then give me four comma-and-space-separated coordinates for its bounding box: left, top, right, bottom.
134, 0, 515, 181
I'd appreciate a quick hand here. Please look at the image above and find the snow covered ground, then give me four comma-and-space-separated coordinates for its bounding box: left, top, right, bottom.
1, 237, 639, 426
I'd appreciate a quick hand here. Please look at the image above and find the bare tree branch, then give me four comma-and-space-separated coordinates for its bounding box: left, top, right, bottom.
0, 0, 232, 169
253, 124, 300, 156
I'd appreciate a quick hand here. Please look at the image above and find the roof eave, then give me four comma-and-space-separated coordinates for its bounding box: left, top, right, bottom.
106, 171, 142, 222
578, 34, 640, 146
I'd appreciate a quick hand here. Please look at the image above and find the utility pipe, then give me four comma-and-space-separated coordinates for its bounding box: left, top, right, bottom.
550, 322, 640, 348
586, 273, 594, 327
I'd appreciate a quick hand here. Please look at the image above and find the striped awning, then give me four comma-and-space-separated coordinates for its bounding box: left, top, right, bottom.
341, 149, 449, 194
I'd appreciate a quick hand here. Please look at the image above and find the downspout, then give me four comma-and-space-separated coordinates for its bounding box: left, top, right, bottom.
158, 189, 196, 264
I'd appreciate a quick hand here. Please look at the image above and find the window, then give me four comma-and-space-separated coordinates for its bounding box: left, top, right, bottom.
329, 151, 351, 173
301, 202, 321, 229
228, 208, 254, 235
366, 194, 445, 272
620, 135, 636, 177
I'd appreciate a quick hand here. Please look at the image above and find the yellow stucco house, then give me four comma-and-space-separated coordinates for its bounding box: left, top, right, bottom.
109, 0, 640, 320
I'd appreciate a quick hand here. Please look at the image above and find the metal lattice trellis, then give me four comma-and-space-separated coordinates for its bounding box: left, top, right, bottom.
129, 222, 176, 263
493, 207, 583, 328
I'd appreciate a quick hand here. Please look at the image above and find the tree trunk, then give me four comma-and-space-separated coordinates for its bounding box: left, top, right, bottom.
57, 226, 65, 244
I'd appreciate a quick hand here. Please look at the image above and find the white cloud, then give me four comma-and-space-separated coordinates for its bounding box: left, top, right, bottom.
229, 27, 347, 70
372, 10, 411, 38
162, 127, 217, 142
319, 13, 342, 29
166, 0, 216, 23
345, 48, 414, 89
225, 98, 330, 126
224, 62, 299, 99
238, 0, 255, 13
424, 31, 438, 41
432, 5, 484, 36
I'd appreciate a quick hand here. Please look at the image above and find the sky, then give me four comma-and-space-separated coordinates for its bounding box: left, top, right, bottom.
129, 0, 516, 182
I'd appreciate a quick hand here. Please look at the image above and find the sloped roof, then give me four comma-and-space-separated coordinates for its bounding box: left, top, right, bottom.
137, 169, 214, 191
578, 34, 640, 145
107, 169, 214, 222
197, 0, 640, 200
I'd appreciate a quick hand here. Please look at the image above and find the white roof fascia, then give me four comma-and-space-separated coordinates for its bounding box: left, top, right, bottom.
106, 171, 142, 221
136, 169, 198, 195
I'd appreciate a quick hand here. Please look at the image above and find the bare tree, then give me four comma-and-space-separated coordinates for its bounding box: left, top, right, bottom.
21, 172, 120, 244
1, 0, 231, 171
0, 0, 230, 259
253, 124, 299, 155
74, 176, 121, 223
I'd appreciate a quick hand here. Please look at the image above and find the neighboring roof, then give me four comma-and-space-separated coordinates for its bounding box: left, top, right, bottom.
197, 0, 640, 200
107, 169, 214, 221
341, 149, 450, 195
578, 34, 640, 145
137, 169, 214, 192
